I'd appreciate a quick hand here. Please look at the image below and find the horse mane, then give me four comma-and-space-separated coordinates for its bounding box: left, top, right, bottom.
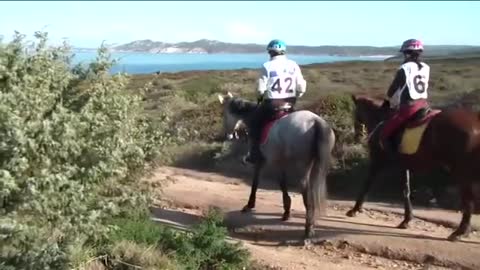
228, 97, 258, 116
351, 93, 384, 109
351, 93, 389, 131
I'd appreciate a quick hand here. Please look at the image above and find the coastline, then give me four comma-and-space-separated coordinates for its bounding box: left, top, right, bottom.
71, 51, 388, 75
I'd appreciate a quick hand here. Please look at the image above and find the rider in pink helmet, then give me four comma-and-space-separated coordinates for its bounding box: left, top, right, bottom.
400, 39, 424, 52
380, 38, 431, 153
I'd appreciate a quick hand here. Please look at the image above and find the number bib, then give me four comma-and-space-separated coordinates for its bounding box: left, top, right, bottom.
269, 75, 295, 98
263, 59, 299, 99
402, 62, 430, 100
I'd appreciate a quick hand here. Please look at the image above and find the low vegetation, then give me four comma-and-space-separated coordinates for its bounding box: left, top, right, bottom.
0, 32, 251, 270
100, 208, 250, 270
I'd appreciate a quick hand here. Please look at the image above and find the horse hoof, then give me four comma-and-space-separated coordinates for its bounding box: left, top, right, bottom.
281, 215, 290, 221
397, 221, 410, 229
447, 230, 470, 241
346, 209, 358, 217
303, 238, 313, 247
447, 233, 460, 242
241, 205, 253, 213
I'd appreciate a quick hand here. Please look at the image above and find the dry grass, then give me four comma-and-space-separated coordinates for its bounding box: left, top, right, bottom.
106, 240, 176, 270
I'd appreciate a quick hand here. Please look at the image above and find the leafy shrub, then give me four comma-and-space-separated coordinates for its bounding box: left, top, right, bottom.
304, 93, 355, 143
103, 208, 250, 270
303, 93, 367, 167
0, 31, 165, 269
157, 208, 250, 270
106, 209, 165, 247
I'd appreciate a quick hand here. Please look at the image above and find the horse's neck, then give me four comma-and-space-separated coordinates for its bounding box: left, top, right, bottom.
240, 111, 256, 127
365, 108, 385, 133
229, 99, 257, 125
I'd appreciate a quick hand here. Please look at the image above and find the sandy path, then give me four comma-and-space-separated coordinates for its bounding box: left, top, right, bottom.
148, 166, 480, 270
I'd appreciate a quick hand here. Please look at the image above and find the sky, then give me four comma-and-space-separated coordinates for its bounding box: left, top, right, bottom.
0, 1, 478, 48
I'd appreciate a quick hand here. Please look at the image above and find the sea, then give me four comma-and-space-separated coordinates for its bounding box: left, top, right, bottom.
72, 51, 390, 75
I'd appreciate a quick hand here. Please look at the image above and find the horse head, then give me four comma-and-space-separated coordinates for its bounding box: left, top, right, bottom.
217, 91, 254, 141
351, 93, 390, 143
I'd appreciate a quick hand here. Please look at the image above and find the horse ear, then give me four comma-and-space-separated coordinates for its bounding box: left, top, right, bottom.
217, 94, 225, 104
227, 91, 233, 98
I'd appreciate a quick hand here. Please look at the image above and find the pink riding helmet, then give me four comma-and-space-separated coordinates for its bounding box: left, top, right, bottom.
399, 39, 424, 52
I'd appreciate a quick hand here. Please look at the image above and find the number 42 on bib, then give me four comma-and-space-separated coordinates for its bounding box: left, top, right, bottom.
271, 77, 294, 94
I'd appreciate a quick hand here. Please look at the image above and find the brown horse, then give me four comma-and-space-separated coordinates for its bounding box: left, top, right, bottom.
346, 93, 480, 241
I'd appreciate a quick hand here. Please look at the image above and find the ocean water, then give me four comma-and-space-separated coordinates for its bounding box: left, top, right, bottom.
72, 51, 387, 74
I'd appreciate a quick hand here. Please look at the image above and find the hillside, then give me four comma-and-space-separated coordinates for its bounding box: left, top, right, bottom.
112, 39, 480, 56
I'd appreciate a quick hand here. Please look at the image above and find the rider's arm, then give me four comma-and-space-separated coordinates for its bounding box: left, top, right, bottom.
257, 65, 268, 98
386, 69, 406, 98
295, 64, 307, 98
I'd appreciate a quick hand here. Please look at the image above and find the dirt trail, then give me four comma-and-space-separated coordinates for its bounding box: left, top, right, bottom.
148, 166, 480, 270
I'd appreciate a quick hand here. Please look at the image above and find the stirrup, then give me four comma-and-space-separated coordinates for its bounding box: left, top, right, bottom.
242, 154, 254, 166
241, 149, 263, 165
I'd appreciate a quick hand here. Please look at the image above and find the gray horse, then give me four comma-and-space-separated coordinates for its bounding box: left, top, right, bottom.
217, 92, 336, 239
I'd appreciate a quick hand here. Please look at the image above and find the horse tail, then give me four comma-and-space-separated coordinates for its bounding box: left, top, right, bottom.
308, 118, 335, 219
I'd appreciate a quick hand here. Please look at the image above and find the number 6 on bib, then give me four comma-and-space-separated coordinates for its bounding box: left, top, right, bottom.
403, 62, 430, 100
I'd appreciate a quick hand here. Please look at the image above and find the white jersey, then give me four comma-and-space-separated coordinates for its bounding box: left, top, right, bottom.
257, 55, 307, 99
390, 61, 430, 108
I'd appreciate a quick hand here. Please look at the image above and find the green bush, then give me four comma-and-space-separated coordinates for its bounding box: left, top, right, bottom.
158, 208, 250, 270
304, 94, 355, 142
0, 31, 165, 269
103, 208, 250, 270
106, 240, 175, 270
303, 93, 366, 166
106, 209, 165, 247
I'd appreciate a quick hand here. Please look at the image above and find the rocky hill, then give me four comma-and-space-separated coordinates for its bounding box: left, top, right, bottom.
112, 39, 480, 56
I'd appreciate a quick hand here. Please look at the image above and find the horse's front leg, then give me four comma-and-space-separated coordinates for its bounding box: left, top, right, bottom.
346, 162, 382, 217
242, 163, 263, 213
398, 169, 414, 228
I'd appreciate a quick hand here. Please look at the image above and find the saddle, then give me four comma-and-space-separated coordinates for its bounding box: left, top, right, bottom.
260, 102, 294, 145
405, 106, 440, 128
387, 106, 442, 155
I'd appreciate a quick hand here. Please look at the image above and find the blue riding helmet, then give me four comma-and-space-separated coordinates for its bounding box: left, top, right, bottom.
266, 39, 287, 54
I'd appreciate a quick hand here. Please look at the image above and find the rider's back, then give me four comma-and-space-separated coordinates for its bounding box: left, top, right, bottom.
259, 55, 306, 100
400, 61, 430, 99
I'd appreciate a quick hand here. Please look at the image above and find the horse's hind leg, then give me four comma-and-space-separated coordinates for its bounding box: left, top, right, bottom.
398, 169, 414, 229
301, 188, 314, 239
448, 180, 474, 241
279, 171, 291, 221
242, 163, 263, 213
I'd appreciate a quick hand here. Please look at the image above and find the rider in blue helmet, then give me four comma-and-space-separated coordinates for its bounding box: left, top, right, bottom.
267, 39, 287, 56
243, 39, 307, 165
